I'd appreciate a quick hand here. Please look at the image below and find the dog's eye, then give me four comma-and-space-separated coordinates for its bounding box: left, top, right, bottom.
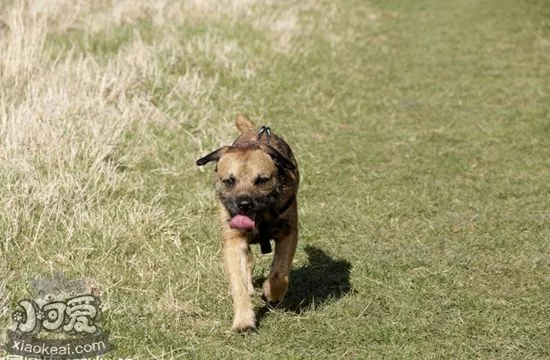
222, 177, 235, 186
254, 176, 270, 185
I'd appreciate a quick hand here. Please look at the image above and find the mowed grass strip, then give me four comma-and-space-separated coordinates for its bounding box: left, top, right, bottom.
1, 0, 549, 358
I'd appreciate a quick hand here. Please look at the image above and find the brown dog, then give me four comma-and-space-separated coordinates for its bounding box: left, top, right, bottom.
196, 114, 299, 332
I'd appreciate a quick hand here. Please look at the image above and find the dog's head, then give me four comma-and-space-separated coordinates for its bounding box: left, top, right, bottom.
196, 115, 295, 231
196, 144, 294, 231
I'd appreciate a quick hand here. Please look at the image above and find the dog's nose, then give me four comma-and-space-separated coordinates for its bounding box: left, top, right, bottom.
237, 198, 254, 212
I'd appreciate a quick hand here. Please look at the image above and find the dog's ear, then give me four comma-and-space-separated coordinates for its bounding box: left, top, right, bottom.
263, 145, 296, 172
196, 146, 231, 166
235, 113, 255, 134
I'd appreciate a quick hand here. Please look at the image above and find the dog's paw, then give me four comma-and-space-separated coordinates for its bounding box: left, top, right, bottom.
261, 293, 281, 308
232, 311, 257, 333
262, 276, 288, 304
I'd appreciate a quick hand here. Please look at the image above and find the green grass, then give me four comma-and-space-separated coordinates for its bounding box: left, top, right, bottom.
1, 0, 549, 358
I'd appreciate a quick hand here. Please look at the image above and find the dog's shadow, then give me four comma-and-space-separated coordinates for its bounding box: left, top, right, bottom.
254, 245, 352, 325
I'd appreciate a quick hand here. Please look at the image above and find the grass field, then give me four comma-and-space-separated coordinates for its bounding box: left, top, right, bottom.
1, 0, 550, 358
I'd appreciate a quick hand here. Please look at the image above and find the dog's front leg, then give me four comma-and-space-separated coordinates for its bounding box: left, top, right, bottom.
223, 229, 256, 332
263, 210, 298, 304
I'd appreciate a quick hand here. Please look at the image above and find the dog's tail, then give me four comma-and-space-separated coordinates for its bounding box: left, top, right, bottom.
235, 113, 255, 134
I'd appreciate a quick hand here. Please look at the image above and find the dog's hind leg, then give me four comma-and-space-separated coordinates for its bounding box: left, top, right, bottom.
223, 231, 256, 332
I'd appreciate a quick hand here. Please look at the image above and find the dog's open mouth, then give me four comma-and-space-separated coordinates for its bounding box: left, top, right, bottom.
229, 214, 255, 230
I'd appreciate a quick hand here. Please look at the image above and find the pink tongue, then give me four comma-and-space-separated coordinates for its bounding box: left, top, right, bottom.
229, 215, 255, 230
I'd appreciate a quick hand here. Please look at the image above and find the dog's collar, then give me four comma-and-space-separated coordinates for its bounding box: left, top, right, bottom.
257, 126, 271, 143
259, 232, 272, 254
277, 195, 295, 216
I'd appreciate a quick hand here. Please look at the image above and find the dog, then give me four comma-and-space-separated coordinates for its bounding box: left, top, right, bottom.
196, 114, 299, 332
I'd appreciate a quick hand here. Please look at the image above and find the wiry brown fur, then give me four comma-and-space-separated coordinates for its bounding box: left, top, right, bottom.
196, 114, 299, 332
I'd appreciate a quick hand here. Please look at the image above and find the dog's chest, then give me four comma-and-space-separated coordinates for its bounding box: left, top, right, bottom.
249, 217, 291, 254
